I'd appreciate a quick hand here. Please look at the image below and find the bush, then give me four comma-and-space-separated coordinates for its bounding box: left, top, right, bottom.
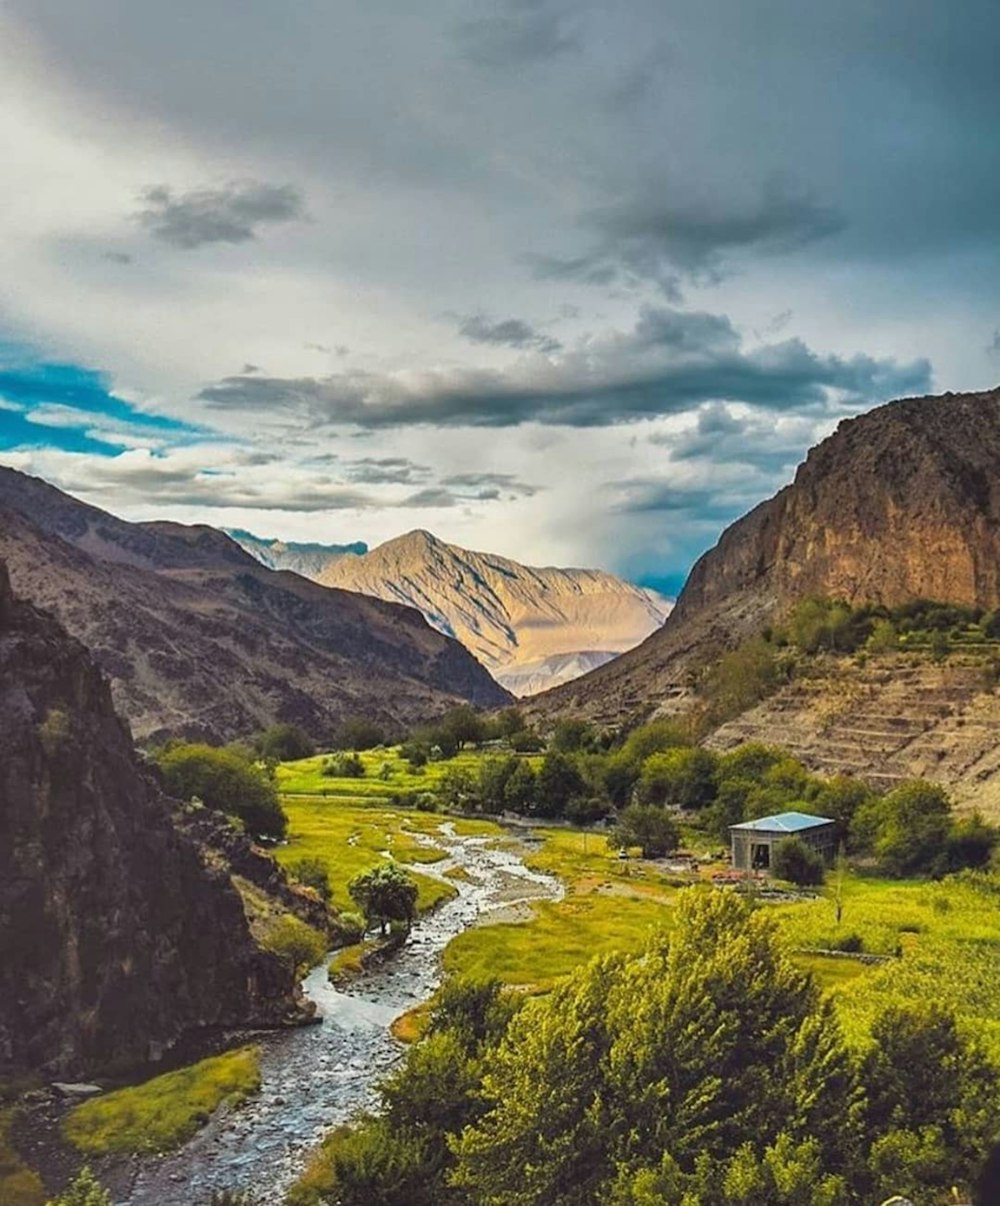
254, 723, 315, 762
322, 753, 366, 779
261, 914, 327, 976
155, 743, 287, 840
638, 747, 718, 810
48, 1166, 111, 1206
509, 729, 545, 753
285, 856, 332, 903
349, 864, 419, 936
611, 803, 680, 859
328, 911, 366, 949
771, 836, 826, 886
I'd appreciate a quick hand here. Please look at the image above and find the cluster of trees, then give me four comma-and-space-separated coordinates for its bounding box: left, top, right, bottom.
348, 864, 418, 937
288, 892, 999, 1205
154, 741, 288, 841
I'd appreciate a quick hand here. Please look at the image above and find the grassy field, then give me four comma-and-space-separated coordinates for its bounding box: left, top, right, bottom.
276, 748, 500, 799
63, 1048, 261, 1156
274, 796, 499, 913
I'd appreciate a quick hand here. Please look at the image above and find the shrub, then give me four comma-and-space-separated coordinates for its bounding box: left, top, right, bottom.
328, 911, 366, 949
322, 753, 366, 779
771, 836, 826, 886
261, 915, 327, 976
611, 803, 680, 859
48, 1166, 111, 1206
155, 743, 287, 840
285, 856, 331, 903
254, 723, 314, 762
349, 864, 419, 936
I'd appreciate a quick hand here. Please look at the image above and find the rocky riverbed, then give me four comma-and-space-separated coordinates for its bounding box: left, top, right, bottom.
115, 823, 561, 1205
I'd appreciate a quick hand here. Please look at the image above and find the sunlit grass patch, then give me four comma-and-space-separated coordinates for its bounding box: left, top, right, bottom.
276, 748, 491, 798
444, 895, 670, 990
391, 1002, 432, 1044
523, 827, 693, 900
63, 1047, 260, 1156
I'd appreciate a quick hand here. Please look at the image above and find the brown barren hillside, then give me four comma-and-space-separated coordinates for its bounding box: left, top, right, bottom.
0, 468, 509, 743
529, 387, 1000, 726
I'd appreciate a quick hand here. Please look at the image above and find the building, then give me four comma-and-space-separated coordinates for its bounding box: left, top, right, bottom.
729, 811, 837, 874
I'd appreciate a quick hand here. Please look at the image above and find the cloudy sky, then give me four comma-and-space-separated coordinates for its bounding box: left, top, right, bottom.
1, 1, 997, 593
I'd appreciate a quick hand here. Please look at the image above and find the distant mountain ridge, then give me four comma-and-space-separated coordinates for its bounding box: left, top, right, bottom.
226, 529, 368, 578
274, 529, 672, 695
529, 386, 1000, 725
0, 468, 509, 743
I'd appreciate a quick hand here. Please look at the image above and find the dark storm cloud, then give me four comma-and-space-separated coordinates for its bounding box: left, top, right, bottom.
455, 2, 579, 67
343, 456, 432, 485
458, 314, 561, 354
136, 181, 304, 249
199, 305, 930, 430
532, 183, 843, 295
653, 402, 820, 473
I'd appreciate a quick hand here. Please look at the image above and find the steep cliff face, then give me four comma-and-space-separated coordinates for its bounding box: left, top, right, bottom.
531, 387, 1000, 724
0, 562, 304, 1077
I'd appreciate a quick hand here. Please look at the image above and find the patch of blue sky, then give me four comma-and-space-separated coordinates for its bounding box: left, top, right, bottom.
0, 348, 203, 454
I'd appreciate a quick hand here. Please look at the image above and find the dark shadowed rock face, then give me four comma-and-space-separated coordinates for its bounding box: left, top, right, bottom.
531, 387, 1000, 724
0, 562, 303, 1078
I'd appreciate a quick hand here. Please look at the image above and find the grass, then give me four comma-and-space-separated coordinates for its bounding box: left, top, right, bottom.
0, 1109, 45, 1206
275, 797, 476, 913
276, 748, 500, 799
444, 894, 671, 990
63, 1047, 261, 1156
391, 1002, 432, 1044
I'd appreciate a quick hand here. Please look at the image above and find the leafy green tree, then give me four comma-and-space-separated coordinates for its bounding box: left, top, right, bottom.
945, 812, 998, 871
254, 723, 315, 762
535, 752, 586, 818
439, 705, 486, 749
477, 757, 518, 814
349, 864, 419, 936
853, 781, 952, 876
502, 760, 538, 814
550, 719, 594, 753
718, 742, 785, 781
453, 892, 864, 1204
495, 708, 527, 740
637, 747, 717, 809
702, 776, 755, 843
865, 618, 898, 653
602, 754, 638, 808
786, 598, 856, 654
334, 718, 386, 751
702, 637, 781, 720
399, 738, 430, 769
611, 803, 679, 858
155, 743, 287, 840
261, 914, 326, 976
48, 1165, 112, 1206
619, 718, 691, 766
437, 767, 480, 812
323, 752, 366, 778
509, 729, 545, 753
286, 856, 332, 902
771, 836, 826, 886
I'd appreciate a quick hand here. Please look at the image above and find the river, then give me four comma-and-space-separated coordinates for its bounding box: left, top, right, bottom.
119, 822, 562, 1205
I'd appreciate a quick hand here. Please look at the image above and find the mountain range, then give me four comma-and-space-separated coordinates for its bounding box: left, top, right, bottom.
232, 528, 671, 695
0, 468, 509, 744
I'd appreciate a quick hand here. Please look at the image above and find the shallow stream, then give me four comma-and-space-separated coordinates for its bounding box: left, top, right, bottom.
119, 824, 562, 1205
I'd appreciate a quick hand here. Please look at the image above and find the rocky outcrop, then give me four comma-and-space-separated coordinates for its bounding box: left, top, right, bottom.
0, 562, 306, 1078
530, 387, 1000, 724
0, 468, 510, 743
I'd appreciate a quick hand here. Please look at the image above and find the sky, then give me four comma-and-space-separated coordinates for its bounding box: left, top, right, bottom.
0, 2, 998, 594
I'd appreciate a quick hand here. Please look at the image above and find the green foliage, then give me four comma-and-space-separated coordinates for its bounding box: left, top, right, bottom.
333, 718, 386, 751
549, 719, 596, 753
509, 729, 545, 753
63, 1049, 260, 1156
437, 705, 487, 749
255, 723, 315, 762
323, 753, 366, 779
286, 856, 332, 902
701, 637, 784, 721
155, 742, 287, 840
502, 760, 537, 813
328, 911, 366, 948
618, 718, 692, 766
37, 707, 72, 756
535, 752, 586, 817
494, 708, 527, 739
771, 836, 826, 886
46, 1166, 111, 1206
637, 747, 718, 809
0, 1108, 45, 1206
853, 781, 952, 877
261, 914, 327, 975
349, 863, 419, 936
612, 803, 679, 858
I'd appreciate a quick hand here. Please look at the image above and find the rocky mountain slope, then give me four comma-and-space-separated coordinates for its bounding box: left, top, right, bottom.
294, 529, 671, 695
226, 530, 368, 578
530, 386, 1000, 725
0, 469, 509, 743
0, 560, 304, 1077
706, 655, 1000, 821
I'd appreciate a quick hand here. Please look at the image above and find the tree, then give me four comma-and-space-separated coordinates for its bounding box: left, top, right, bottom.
286, 856, 332, 902
255, 723, 314, 762
502, 760, 538, 814
349, 863, 419, 936
261, 914, 326, 976
334, 718, 386, 751
945, 812, 998, 871
853, 781, 953, 877
602, 755, 638, 809
550, 719, 594, 753
49, 1165, 112, 1206
702, 637, 781, 721
323, 752, 366, 778
619, 718, 691, 766
535, 752, 586, 818
155, 743, 287, 840
496, 708, 527, 740
437, 767, 480, 812
439, 705, 486, 750
478, 757, 519, 814
637, 747, 717, 810
771, 836, 826, 886
611, 803, 679, 859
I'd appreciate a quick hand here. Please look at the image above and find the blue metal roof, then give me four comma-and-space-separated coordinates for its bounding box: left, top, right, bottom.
730, 811, 835, 833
